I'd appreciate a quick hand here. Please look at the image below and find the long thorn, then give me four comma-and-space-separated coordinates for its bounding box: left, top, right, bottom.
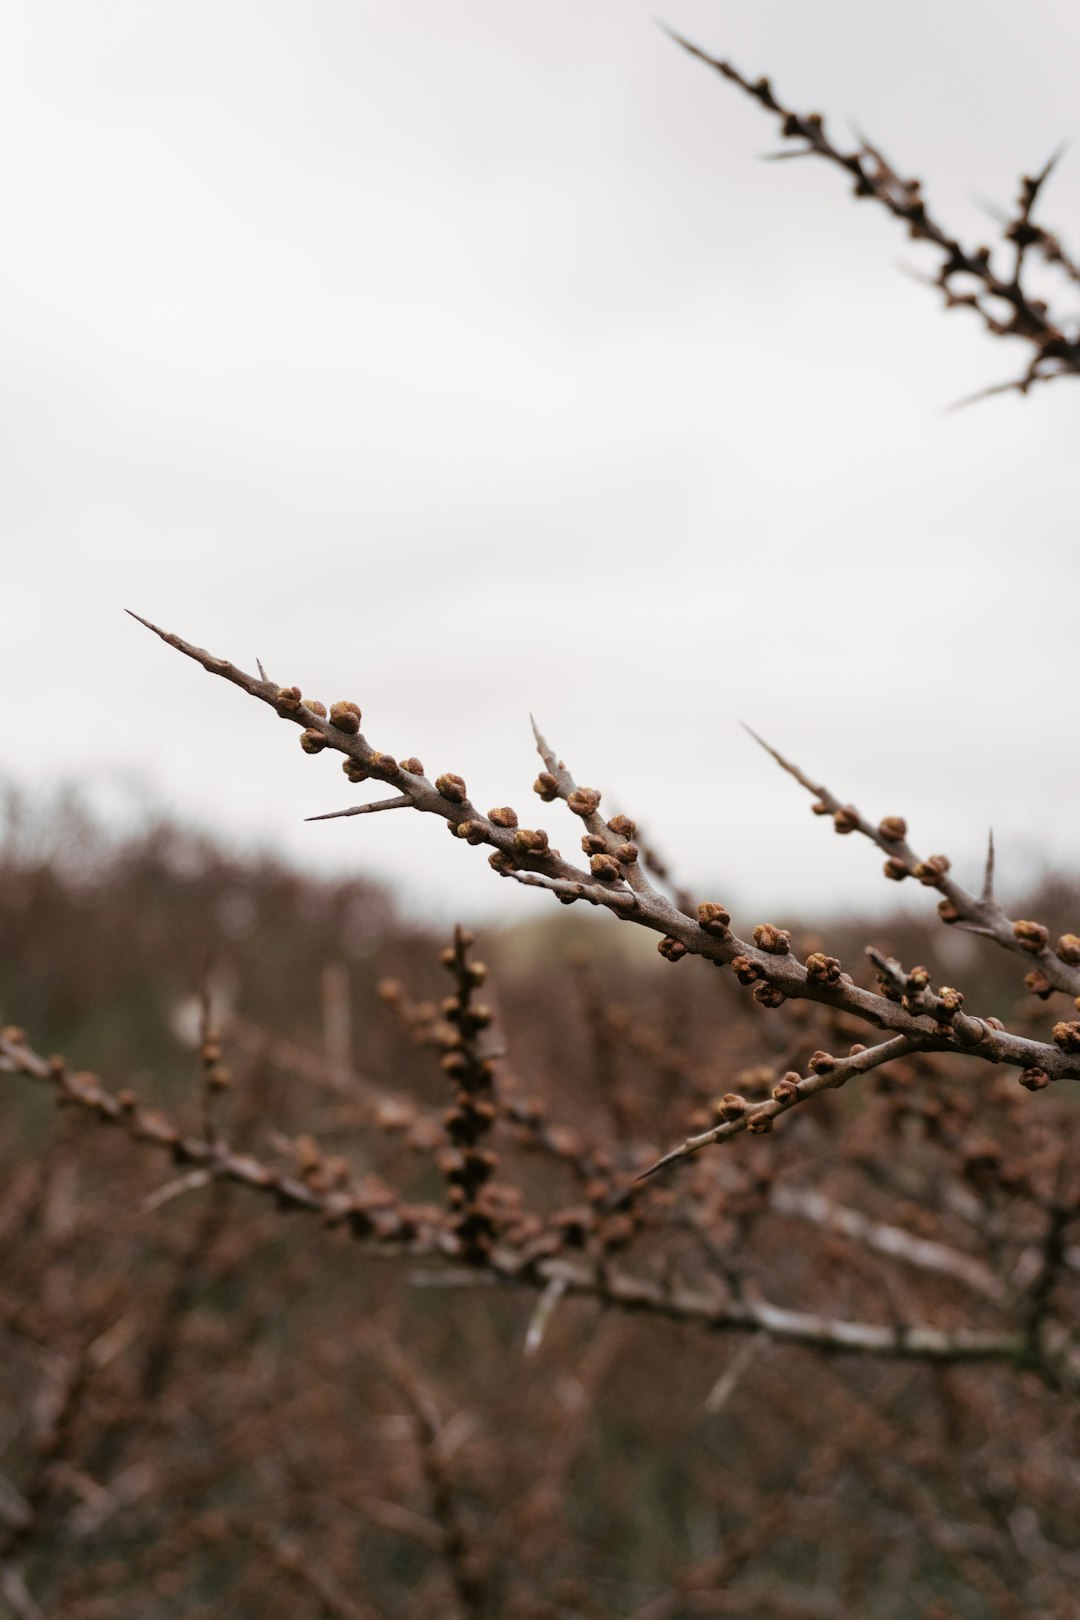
981, 829, 996, 904
306, 796, 412, 823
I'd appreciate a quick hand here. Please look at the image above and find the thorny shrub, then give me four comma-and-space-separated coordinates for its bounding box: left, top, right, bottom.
4, 34, 1080, 1620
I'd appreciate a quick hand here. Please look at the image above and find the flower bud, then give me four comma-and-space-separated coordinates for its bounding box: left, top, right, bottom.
753, 983, 786, 1008
436, 773, 467, 804
753, 924, 791, 955
805, 952, 841, 984
513, 827, 549, 854
1013, 920, 1049, 954
488, 806, 518, 828
567, 787, 601, 817
329, 701, 361, 734
299, 729, 326, 754
1052, 1021, 1080, 1051
698, 902, 732, 935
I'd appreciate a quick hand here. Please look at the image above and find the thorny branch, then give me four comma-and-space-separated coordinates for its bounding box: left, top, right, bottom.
1, 1025, 1063, 1383
126, 610, 1080, 1175
666, 30, 1080, 401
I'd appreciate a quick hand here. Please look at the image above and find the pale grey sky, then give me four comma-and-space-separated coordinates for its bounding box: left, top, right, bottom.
3, 1, 1079, 926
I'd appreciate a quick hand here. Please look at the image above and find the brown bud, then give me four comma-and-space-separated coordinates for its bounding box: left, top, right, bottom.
453, 820, 489, 846
567, 787, 601, 816
1019, 1068, 1051, 1091
1024, 971, 1054, 1001
833, 806, 859, 835
306, 701, 328, 719
731, 955, 762, 985
718, 1093, 747, 1120
772, 1076, 800, 1104
329, 701, 361, 734
343, 759, 369, 782
753, 923, 791, 955
753, 983, 786, 1008
810, 800, 831, 816
581, 833, 607, 855
883, 858, 910, 882
746, 1109, 774, 1134
436, 773, 467, 804
488, 850, 514, 874
877, 816, 907, 842
805, 952, 841, 984
276, 685, 302, 711
1013, 919, 1049, 954
698, 902, 732, 935
299, 729, 326, 754
938, 899, 960, 924
514, 827, 549, 854
590, 854, 621, 883
1052, 1021, 1080, 1052
399, 757, 424, 776
615, 842, 638, 864
533, 772, 559, 802
935, 987, 964, 1017
488, 806, 518, 828
913, 856, 950, 888
657, 935, 688, 963
808, 1050, 836, 1074
1056, 933, 1080, 964
368, 752, 399, 777
608, 814, 636, 837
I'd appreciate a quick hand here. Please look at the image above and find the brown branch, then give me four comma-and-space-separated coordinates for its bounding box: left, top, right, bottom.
666, 31, 1080, 398
1, 1029, 1047, 1382
745, 725, 1080, 1000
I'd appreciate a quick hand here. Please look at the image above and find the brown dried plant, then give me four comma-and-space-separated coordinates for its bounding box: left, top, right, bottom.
4, 32, 1080, 1620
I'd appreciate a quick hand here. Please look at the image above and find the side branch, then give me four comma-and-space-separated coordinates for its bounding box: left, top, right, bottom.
0, 1030, 1046, 1380
746, 726, 1080, 1000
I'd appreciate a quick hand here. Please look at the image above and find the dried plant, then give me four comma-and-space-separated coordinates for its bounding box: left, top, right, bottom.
4, 31, 1080, 1620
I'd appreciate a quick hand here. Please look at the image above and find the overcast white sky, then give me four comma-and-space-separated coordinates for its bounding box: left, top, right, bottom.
3, 0, 1079, 927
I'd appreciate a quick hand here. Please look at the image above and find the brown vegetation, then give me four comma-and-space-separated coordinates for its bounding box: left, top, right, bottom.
4, 35, 1080, 1620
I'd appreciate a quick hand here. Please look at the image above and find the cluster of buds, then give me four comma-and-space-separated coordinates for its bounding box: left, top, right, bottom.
805, 952, 843, 986
433, 929, 503, 1261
